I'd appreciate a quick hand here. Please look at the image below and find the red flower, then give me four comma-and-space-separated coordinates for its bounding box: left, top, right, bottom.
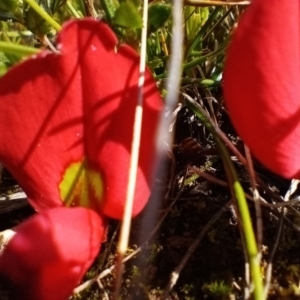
0, 207, 106, 300
0, 19, 162, 218
223, 0, 300, 178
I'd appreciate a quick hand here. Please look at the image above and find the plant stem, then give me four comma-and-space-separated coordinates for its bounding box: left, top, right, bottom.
66, 1, 82, 18
184, 94, 264, 300
0, 41, 39, 57
24, 0, 62, 31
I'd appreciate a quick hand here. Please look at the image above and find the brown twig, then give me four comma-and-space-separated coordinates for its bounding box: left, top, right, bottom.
82, 0, 97, 17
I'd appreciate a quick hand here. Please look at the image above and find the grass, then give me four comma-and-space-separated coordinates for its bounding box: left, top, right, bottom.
1, 0, 300, 299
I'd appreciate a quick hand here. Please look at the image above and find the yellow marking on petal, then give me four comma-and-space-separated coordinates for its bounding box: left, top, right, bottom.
59, 159, 103, 209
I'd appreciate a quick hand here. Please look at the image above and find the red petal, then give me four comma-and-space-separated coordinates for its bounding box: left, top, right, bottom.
0, 207, 106, 300
61, 21, 163, 218
223, 0, 300, 178
0, 19, 162, 217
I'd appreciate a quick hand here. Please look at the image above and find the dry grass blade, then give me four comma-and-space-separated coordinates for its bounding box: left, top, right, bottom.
114, 0, 149, 297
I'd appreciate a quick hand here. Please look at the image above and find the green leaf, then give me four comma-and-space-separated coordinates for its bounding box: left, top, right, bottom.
100, 0, 120, 20
126, 0, 140, 7
185, 6, 209, 42
0, 11, 20, 22
0, 52, 9, 76
148, 3, 171, 31
0, 0, 19, 12
112, 1, 142, 29
46, 0, 66, 14
0, 0, 23, 23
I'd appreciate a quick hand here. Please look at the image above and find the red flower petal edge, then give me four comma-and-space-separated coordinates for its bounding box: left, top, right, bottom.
0, 19, 163, 218
0, 207, 106, 300
223, 0, 300, 178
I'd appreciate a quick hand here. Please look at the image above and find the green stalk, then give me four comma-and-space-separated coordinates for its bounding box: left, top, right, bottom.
24, 0, 62, 31
0, 41, 39, 57
183, 46, 226, 71
184, 94, 264, 300
66, 1, 82, 18
155, 46, 226, 79
160, 78, 220, 87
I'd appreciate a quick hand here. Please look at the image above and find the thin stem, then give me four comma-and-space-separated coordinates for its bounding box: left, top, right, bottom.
83, 0, 97, 17
114, 0, 149, 297
24, 0, 62, 31
0, 41, 40, 56
184, 45, 226, 70
244, 145, 263, 249
184, 93, 264, 300
66, 1, 82, 18
156, 0, 184, 147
